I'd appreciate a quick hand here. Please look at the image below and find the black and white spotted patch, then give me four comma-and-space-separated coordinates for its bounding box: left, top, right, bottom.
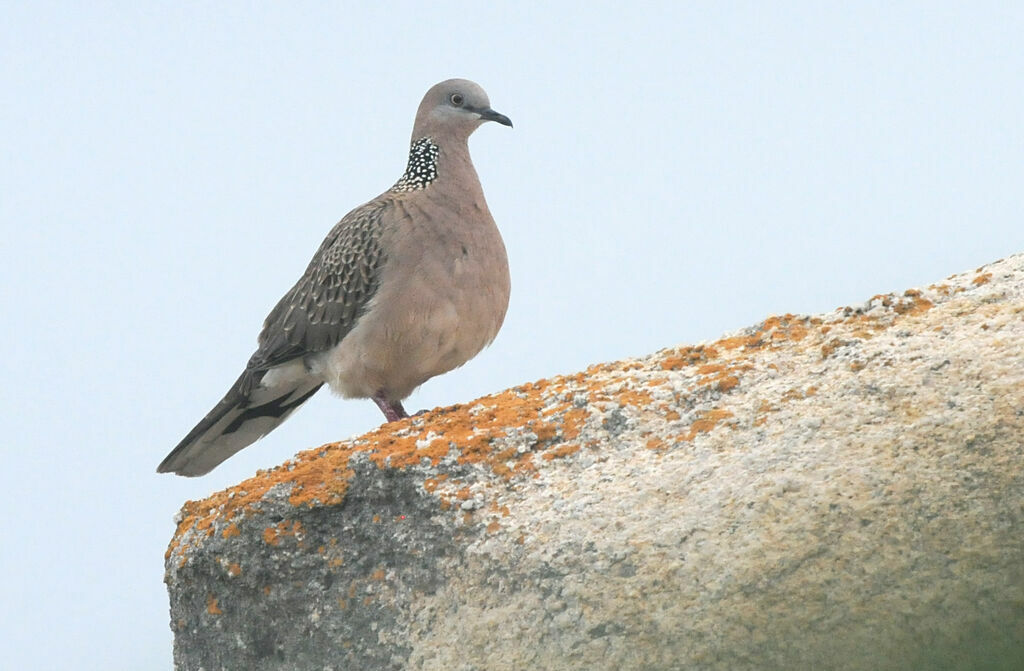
391, 137, 439, 192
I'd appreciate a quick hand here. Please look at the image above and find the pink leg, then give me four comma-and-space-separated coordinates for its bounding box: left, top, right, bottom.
372, 394, 409, 422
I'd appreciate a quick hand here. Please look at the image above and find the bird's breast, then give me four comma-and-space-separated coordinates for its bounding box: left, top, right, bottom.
319, 201, 509, 401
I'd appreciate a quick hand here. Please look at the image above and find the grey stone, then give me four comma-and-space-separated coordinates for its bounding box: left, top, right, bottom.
166, 254, 1024, 670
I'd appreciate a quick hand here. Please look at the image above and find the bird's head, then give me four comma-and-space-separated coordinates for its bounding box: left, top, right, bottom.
412, 78, 512, 142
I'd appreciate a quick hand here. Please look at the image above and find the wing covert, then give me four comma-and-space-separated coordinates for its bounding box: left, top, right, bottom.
247, 201, 388, 372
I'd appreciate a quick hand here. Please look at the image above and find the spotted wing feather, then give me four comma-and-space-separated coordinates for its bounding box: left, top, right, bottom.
157, 201, 389, 476
246, 200, 388, 377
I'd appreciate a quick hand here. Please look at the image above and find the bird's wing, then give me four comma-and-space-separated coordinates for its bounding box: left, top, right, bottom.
246, 199, 389, 375
157, 200, 391, 476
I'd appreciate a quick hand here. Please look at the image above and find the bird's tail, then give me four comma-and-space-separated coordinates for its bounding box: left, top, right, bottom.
157, 366, 322, 477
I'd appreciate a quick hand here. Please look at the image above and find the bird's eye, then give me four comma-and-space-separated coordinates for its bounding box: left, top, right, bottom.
450, 93, 464, 107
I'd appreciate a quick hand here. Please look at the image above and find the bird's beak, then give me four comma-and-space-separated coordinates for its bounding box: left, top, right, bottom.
474, 107, 513, 128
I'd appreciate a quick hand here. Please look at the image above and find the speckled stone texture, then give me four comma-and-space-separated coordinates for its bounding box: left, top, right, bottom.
166, 255, 1024, 671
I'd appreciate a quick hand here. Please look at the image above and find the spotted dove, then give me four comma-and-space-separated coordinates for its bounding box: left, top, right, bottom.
158, 79, 511, 476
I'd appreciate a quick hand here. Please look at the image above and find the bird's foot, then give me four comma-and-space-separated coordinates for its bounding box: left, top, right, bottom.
372, 394, 409, 423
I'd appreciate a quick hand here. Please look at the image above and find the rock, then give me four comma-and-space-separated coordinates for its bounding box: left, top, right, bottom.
165, 255, 1024, 671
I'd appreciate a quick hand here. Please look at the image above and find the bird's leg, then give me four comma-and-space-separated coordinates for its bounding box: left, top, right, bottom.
372, 393, 409, 422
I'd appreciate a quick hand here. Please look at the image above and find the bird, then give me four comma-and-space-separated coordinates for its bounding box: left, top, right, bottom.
157, 79, 512, 476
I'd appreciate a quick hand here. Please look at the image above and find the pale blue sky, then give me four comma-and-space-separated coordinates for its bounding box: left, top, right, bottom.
2, 2, 1023, 668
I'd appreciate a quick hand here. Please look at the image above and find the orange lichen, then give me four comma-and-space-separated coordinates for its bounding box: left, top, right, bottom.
532, 421, 559, 442
690, 314, 819, 360
893, 295, 933, 316
221, 523, 240, 539
486, 520, 501, 533
693, 360, 750, 393
821, 338, 843, 359
762, 314, 809, 342
660, 344, 720, 370
422, 475, 448, 493
542, 443, 581, 461
646, 437, 666, 450
684, 408, 734, 441
206, 595, 222, 615
370, 568, 386, 581
261, 520, 303, 547
753, 399, 775, 427
717, 375, 740, 392
616, 388, 653, 408
860, 292, 934, 318
717, 334, 763, 351
227, 562, 241, 577
560, 408, 589, 440
972, 273, 992, 286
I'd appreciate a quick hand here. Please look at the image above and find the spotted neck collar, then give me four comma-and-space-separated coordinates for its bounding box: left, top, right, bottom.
391, 137, 439, 192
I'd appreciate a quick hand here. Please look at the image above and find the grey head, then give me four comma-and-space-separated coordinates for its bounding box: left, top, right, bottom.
411, 78, 512, 143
